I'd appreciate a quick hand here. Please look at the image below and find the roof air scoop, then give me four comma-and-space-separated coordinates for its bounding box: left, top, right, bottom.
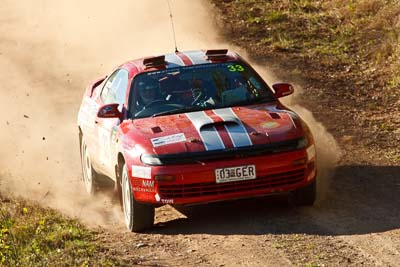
205, 49, 228, 59
143, 55, 166, 69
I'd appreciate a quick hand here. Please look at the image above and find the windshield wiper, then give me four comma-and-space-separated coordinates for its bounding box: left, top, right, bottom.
152, 106, 205, 117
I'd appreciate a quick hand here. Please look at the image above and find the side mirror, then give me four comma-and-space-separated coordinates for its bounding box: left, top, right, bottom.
272, 83, 294, 98
97, 103, 122, 119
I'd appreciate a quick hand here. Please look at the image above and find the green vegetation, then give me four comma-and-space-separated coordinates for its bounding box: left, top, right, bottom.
214, 0, 399, 87
212, 0, 400, 163
0, 195, 117, 266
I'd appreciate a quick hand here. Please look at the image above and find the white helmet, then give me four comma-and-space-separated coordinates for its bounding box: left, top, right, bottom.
138, 80, 158, 105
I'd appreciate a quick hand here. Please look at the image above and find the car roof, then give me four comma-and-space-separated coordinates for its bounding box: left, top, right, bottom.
120, 49, 241, 76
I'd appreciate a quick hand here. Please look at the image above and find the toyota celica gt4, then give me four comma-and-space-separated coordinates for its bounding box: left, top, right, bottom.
77, 49, 317, 232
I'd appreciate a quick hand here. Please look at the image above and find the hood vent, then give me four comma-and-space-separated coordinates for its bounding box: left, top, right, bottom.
269, 112, 281, 119
151, 126, 162, 134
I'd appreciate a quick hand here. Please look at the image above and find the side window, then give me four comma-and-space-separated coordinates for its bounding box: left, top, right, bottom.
100, 69, 129, 105
111, 70, 129, 105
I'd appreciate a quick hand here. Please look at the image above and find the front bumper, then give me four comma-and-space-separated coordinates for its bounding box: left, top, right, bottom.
130, 148, 316, 205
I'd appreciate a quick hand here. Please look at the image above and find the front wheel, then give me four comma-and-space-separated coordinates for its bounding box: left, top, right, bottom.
80, 136, 99, 195
121, 164, 154, 232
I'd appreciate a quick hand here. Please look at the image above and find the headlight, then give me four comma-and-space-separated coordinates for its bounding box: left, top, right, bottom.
141, 154, 162, 166
306, 144, 316, 161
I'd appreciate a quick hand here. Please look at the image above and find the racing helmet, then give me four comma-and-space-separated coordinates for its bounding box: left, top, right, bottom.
138, 79, 159, 105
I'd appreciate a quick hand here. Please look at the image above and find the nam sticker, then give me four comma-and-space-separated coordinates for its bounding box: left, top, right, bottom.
151, 133, 186, 147
142, 180, 154, 188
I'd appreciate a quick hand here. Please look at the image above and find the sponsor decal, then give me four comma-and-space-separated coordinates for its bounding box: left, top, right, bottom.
142, 180, 154, 188
161, 199, 174, 204
261, 121, 280, 129
132, 165, 151, 179
132, 187, 155, 193
154, 194, 173, 204
151, 133, 186, 147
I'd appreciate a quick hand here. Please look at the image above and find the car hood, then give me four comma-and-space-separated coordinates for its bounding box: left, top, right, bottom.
120, 103, 305, 155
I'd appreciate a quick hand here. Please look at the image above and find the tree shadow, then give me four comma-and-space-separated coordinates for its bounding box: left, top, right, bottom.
149, 165, 400, 236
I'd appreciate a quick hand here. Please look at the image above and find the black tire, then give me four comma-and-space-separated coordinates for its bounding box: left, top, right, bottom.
80, 135, 99, 195
291, 179, 316, 206
121, 163, 154, 232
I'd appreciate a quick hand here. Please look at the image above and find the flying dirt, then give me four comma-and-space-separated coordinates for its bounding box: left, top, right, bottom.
0, 0, 339, 228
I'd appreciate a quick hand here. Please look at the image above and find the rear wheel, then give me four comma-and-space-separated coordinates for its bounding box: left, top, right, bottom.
80, 136, 99, 195
291, 179, 316, 206
121, 163, 154, 232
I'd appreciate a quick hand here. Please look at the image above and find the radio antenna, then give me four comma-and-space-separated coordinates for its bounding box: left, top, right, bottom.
166, 0, 179, 53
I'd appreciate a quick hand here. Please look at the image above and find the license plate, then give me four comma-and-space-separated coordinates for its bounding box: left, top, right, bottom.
215, 165, 256, 183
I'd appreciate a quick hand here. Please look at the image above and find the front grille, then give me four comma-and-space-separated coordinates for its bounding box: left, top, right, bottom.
146, 137, 306, 165
158, 168, 305, 199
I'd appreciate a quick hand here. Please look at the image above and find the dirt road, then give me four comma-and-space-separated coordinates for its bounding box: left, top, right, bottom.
93, 154, 399, 266
1, 1, 399, 266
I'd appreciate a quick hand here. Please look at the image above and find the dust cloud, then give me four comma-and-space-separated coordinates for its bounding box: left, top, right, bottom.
0, 0, 223, 227
255, 67, 342, 202
0, 0, 339, 227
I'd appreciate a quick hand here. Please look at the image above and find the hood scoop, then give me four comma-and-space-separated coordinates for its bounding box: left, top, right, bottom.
197, 115, 239, 129
186, 110, 253, 150
151, 126, 163, 134
200, 120, 238, 131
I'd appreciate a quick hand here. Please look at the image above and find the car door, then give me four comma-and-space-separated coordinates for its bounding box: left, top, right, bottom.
95, 69, 129, 178
78, 76, 108, 167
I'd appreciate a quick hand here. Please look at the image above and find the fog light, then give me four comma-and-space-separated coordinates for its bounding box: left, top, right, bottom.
154, 175, 175, 182
306, 160, 316, 181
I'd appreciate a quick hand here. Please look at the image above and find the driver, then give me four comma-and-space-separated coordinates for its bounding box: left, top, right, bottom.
137, 79, 160, 108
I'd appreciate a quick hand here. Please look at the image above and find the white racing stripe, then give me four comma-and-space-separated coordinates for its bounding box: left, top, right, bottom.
165, 53, 185, 67
186, 111, 225, 151
213, 108, 253, 147
184, 51, 209, 65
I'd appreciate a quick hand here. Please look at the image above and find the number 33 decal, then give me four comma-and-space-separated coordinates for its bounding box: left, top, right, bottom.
227, 64, 245, 72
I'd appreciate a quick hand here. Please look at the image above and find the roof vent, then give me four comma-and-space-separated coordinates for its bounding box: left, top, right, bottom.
143, 55, 166, 69
205, 49, 228, 59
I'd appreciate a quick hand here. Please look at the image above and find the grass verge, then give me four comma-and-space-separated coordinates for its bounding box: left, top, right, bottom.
0, 194, 119, 266
211, 0, 400, 164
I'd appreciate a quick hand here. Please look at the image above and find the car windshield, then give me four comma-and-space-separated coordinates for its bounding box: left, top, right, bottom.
128, 62, 274, 119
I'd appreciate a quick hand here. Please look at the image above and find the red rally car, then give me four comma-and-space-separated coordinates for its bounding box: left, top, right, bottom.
77, 49, 317, 232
